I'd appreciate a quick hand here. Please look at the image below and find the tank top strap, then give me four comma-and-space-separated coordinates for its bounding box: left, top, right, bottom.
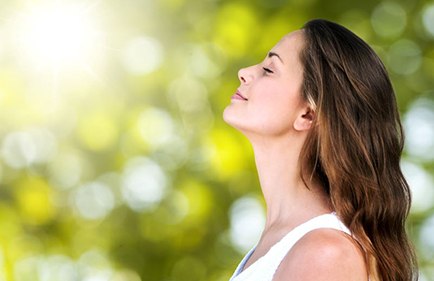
230, 213, 351, 281
269, 213, 351, 265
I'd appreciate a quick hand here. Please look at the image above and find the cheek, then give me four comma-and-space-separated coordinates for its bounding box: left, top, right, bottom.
252, 83, 300, 116
253, 104, 295, 135
249, 91, 301, 134
223, 80, 303, 136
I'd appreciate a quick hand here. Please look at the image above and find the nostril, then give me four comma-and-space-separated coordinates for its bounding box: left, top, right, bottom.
238, 67, 251, 84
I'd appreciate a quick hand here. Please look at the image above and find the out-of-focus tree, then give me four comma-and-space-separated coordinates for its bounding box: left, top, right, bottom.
0, 0, 433, 280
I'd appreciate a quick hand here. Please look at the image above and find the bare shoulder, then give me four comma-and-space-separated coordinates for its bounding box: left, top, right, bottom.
273, 228, 368, 281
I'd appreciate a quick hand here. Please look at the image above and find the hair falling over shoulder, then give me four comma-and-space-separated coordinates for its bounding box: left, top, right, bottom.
299, 19, 418, 281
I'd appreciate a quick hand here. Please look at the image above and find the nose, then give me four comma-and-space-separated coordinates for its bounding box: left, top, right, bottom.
238, 67, 252, 84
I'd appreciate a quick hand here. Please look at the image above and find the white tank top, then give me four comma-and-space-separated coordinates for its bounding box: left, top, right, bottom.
229, 213, 351, 281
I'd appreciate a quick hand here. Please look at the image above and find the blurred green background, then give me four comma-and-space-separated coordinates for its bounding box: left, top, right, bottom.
0, 0, 433, 280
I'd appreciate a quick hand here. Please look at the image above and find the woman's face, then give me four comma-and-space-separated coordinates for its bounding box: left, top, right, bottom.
223, 30, 309, 138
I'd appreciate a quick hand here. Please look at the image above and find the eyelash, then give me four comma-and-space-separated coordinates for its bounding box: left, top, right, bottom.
263, 67, 274, 74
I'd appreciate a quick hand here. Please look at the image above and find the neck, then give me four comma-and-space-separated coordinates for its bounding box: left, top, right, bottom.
250, 135, 331, 230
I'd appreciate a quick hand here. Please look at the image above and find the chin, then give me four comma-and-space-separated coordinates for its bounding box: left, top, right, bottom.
223, 107, 244, 130
222, 105, 233, 123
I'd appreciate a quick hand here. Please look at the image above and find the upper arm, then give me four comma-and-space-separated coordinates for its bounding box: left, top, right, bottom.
273, 229, 368, 281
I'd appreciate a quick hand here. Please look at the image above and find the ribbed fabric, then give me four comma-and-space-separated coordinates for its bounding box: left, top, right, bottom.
229, 213, 351, 281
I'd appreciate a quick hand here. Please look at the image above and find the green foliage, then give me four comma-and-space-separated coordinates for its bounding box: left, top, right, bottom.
0, 0, 433, 280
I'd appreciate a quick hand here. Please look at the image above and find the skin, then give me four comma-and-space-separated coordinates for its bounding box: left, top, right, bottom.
223, 30, 368, 281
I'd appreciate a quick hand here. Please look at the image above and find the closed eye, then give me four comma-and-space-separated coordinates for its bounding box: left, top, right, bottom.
263, 67, 274, 74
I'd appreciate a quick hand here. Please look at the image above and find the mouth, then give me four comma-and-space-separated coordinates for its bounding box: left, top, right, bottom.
231, 90, 248, 101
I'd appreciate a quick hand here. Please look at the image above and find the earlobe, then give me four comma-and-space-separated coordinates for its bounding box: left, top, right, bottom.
294, 108, 314, 131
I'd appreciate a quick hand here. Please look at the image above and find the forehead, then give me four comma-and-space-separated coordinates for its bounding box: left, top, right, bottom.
270, 30, 305, 61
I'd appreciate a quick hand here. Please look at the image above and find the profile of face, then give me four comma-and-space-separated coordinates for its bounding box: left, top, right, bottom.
223, 30, 313, 139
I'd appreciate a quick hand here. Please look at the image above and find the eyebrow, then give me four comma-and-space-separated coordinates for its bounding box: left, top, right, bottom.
268, 52, 284, 64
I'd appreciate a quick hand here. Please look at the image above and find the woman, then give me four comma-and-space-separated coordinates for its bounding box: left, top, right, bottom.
223, 19, 417, 281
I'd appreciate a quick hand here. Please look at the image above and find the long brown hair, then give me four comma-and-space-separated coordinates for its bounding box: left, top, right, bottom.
299, 19, 417, 281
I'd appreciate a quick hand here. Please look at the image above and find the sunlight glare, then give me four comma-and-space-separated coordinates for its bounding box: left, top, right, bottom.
15, 3, 103, 68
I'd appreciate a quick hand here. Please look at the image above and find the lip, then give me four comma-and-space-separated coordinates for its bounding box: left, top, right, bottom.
231, 90, 248, 101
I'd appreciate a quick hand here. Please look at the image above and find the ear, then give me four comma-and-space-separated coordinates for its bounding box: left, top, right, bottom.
294, 107, 314, 132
